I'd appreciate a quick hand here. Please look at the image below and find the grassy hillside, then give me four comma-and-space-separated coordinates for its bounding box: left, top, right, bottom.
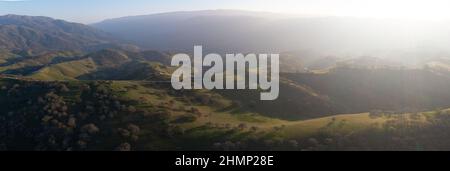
27, 49, 172, 81
0, 51, 81, 74
30, 58, 97, 80
0, 51, 18, 64
2, 75, 450, 150
115, 80, 450, 151
284, 67, 450, 114
5, 48, 450, 150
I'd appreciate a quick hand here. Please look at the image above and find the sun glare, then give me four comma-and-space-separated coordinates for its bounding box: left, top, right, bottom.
253, 0, 450, 21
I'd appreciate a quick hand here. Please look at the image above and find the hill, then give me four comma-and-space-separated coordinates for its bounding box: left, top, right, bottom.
3, 12, 450, 151
2, 76, 450, 151
27, 49, 172, 81
7, 48, 450, 121
284, 67, 450, 114
0, 14, 134, 54
2, 47, 450, 150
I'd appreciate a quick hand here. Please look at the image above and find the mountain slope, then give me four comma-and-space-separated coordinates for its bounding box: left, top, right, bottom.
27, 49, 172, 81
0, 14, 130, 54
284, 67, 450, 114
93, 10, 450, 56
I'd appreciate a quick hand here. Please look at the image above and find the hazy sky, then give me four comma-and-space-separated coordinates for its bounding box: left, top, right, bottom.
1, 0, 450, 23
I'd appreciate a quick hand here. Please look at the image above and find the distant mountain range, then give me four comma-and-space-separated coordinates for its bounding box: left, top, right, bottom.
3, 11, 450, 68
93, 10, 450, 57
0, 14, 135, 54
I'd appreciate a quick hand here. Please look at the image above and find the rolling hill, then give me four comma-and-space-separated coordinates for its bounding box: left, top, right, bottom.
27, 49, 172, 81
2, 75, 450, 151
4, 12, 450, 151
2, 46, 450, 150
3, 48, 450, 121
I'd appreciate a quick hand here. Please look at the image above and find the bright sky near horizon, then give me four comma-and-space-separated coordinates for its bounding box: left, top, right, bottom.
1, 0, 450, 23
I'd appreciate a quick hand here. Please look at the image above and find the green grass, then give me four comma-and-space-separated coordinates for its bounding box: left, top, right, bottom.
0, 51, 79, 72
0, 77, 443, 150
1, 76, 438, 144
110, 80, 434, 142
29, 58, 97, 80
0, 52, 17, 65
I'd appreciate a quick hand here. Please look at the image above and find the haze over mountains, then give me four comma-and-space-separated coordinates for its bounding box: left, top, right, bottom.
93, 10, 450, 59
4, 10, 450, 150
2, 12, 450, 119
3, 10, 450, 69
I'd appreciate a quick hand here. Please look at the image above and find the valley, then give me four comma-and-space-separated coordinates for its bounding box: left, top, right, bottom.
2, 12, 450, 151
2, 47, 450, 151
